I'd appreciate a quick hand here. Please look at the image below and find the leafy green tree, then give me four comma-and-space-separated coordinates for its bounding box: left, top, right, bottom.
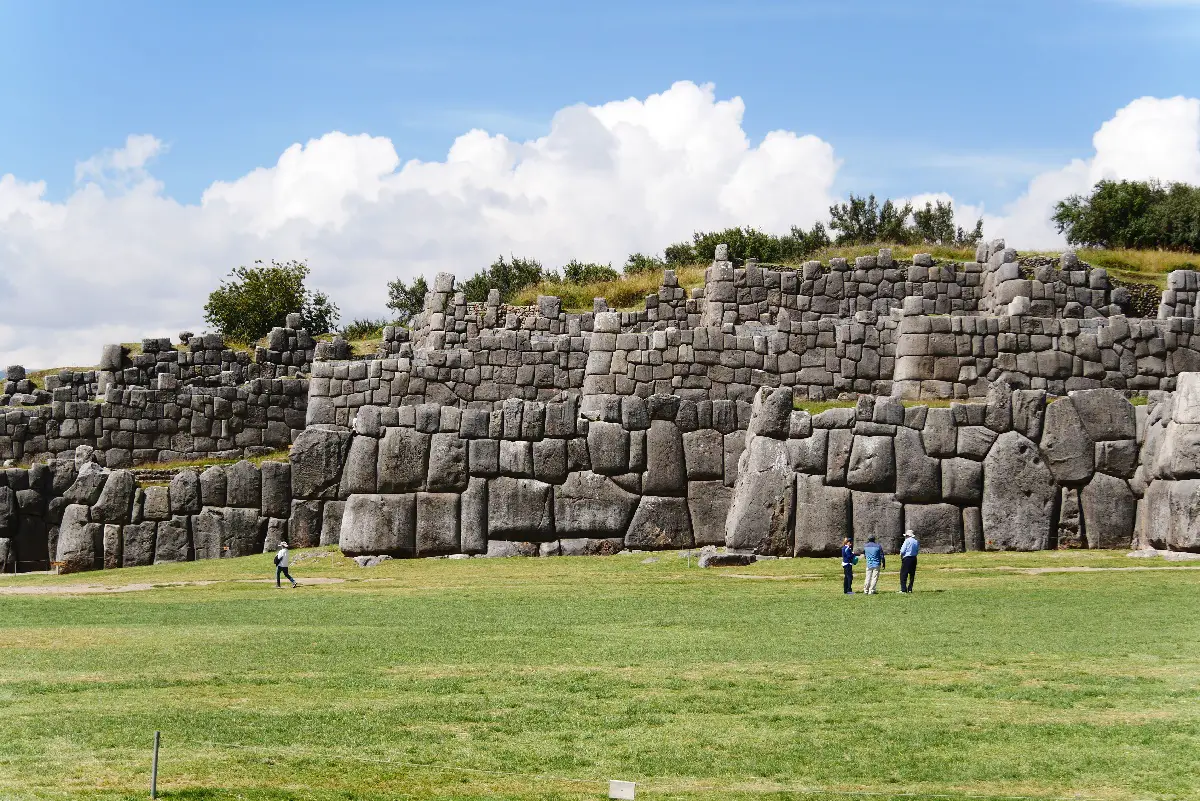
203, 259, 339, 342
829, 194, 914, 245
386, 275, 429, 326
1054, 180, 1200, 251
459, 255, 548, 303
624, 253, 667, 275
561, 260, 619, 283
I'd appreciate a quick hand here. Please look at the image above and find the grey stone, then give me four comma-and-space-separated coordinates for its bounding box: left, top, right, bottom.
1039, 398, 1095, 484
169, 470, 202, 515
723, 431, 745, 487
698, 550, 755, 568
532, 439, 568, 484
1173, 373, 1200, 424
260, 461, 292, 519
788, 429, 828, 475
460, 477, 488, 554
103, 524, 122, 570
291, 426, 352, 499
1166, 479, 1200, 551
845, 436, 894, 490
469, 438, 500, 476
825, 428, 853, 485
956, 426, 998, 460
1070, 388, 1135, 441
192, 507, 262, 559
1012, 389, 1047, 441
63, 462, 108, 506
747, 386, 793, 439
1080, 473, 1136, 549
587, 421, 629, 475
488, 477, 554, 541
687, 480, 732, 546
339, 494, 416, 557
264, 517, 287, 552
726, 436, 794, 556
321, 500, 345, 546
141, 485, 171, 522
794, 475, 850, 556
378, 427, 429, 493
1095, 440, 1138, 479
427, 433, 468, 492
942, 457, 983, 504
416, 492, 460, 556
154, 516, 191, 563
56, 505, 100, 573
904, 503, 963, 553
894, 427, 940, 503
486, 540, 539, 558
984, 381, 1013, 432
644, 420, 686, 496
963, 506, 984, 551
199, 466, 227, 508
626, 496, 693, 550
554, 471, 638, 538
922, 408, 957, 457
499, 439, 533, 477
683, 429, 724, 480
121, 521, 157, 567
983, 432, 1057, 550
92, 469, 136, 524
226, 460, 261, 508
288, 499, 323, 548
339, 436, 378, 496
850, 490, 904, 553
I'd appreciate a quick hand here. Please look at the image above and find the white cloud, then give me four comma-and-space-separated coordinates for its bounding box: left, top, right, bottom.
2, 84, 1200, 370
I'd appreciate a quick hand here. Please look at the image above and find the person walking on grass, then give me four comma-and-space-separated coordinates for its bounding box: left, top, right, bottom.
862, 536, 885, 595
841, 537, 856, 595
274, 541, 297, 588
899, 530, 919, 593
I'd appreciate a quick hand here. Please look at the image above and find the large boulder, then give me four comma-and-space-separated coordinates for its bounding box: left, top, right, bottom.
121, 522, 157, 567
683, 429, 724, 480
1080, 473, 1136, 549
260, 462, 292, 519
487, 477, 554, 541
1071, 388, 1136, 441
894, 427, 940, 503
531, 439, 568, 485
427, 433, 468, 492
1012, 389, 1047, 441
192, 507, 263, 560
291, 426, 352, 499
1039, 398, 1095, 484
725, 435, 794, 556
288, 499, 322, 548
141, 485, 171, 522
339, 494, 416, 557
553, 471, 638, 538
339, 436, 378, 496
460, 477, 488, 555
789, 430, 828, 475
169, 470, 202, 515
415, 492, 460, 556
588, 421, 629, 475
903, 503, 963, 553
825, 428, 853, 485
625, 496, 694, 550
56, 504, 101, 572
377, 427, 429, 493
92, 469, 136, 524
198, 465, 227, 508
794, 475, 850, 556
983, 432, 1057, 550
62, 462, 108, 506
154, 516, 192, 563
850, 491, 903, 552
1167, 479, 1200, 552
643, 420, 687, 496
941, 457, 983, 505
921, 408, 957, 457
687, 480, 732, 546
226, 461, 262, 508
845, 435, 895, 491
746, 386, 793, 439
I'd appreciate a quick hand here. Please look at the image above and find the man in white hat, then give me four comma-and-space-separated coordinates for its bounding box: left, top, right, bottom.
274, 541, 297, 588
898, 530, 919, 593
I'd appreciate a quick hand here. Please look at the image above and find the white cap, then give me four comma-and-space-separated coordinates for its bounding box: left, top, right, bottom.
905, 530, 915, 538
279, 541, 288, 548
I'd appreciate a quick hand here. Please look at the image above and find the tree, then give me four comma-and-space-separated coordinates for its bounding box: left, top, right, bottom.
624, 253, 667, 275
203, 259, 339, 342
1053, 179, 1200, 251
829, 194, 914, 245
459, 255, 549, 303
561, 260, 619, 283
386, 275, 429, 326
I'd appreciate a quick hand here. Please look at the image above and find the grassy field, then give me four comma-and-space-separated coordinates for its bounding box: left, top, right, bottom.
1, 549, 1198, 800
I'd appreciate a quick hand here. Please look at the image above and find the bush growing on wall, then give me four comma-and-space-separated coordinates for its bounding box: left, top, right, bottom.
1053, 180, 1200, 251
559, 260, 620, 283
386, 275, 428, 327
203, 259, 339, 343
459, 255, 550, 303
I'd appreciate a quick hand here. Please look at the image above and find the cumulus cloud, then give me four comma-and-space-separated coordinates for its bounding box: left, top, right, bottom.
1, 83, 1199, 370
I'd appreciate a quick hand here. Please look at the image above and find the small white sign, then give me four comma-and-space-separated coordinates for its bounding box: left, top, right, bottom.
609, 779, 636, 800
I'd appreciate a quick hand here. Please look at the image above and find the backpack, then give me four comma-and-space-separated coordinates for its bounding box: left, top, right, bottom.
273, 554, 281, 566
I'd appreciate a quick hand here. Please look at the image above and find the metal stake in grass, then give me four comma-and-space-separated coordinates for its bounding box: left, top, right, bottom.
151, 731, 160, 799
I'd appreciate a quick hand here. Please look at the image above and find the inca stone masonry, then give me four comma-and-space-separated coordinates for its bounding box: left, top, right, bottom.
4, 240, 1200, 572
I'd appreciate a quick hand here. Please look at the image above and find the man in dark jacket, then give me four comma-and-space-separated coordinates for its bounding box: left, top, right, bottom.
841, 537, 855, 595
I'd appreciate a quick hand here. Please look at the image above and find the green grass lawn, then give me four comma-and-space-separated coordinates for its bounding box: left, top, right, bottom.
1, 549, 1198, 800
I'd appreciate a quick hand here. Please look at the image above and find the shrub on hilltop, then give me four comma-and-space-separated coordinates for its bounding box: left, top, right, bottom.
203, 259, 339, 343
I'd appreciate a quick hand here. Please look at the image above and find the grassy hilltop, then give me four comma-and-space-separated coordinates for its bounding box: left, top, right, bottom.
1, 549, 1198, 800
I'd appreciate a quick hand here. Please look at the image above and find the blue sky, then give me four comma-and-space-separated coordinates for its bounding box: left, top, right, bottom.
3, 0, 1198, 210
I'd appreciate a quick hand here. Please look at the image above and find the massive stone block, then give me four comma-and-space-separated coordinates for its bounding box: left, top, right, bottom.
956, 426, 998, 461
1080, 473, 1136, 550
292, 426, 352, 499
121, 521, 157, 567
1012, 389, 1047, 441
851, 490, 904, 552
726, 436, 794, 556
56, 504, 100, 573
941, 457, 983, 505
1072, 389, 1136, 441
683, 429, 724, 480
460, 477, 488, 555
1166, 479, 1200, 552
921, 408, 957, 457
626, 496, 694, 550
154, 516, 191, 563
92, 469, 136, 524
340, 436, 378, 495
141, 485, 171, 522
260, 462, 292, 519
825, 428, 853, 485
378, 427, 429, 493
488, 477, 554, 541
746, 386, 793, 439
288, 499, 323, 548
894, 427, 940, 503
846, 435, 894, 491
416, 493, 460, 556
226, 461, 262, 508
427, 433, 468, 492
644, 420, 687, 496
531, 439, 568, 485
687, 480, 732, 546
1039, 398, 1095, 485
62, 462, 108, 506
588, 422, 629, 476
794, 474, 850, 556
554, 471, 638, 539
983, 432, 1057, 550
321, 500, 344, 546
339, 493, 416, 557
903, 503, 963, 553
192, 507, 263, 560
169, 470, 202, 515
199, 465, 227, 508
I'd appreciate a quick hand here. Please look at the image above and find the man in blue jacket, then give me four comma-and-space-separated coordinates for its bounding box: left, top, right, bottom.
899, 530, 919, 593
841, 537, 855, 595
862, 536, 884, 595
